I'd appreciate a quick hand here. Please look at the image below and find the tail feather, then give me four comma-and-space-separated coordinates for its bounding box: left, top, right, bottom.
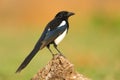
16, 47, 39, 73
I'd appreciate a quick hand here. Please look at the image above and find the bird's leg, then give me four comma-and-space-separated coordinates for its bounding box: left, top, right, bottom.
53, 43, 63, 56
47, 45, 54, 56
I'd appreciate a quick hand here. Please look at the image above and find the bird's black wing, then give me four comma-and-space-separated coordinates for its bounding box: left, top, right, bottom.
40, 25, 67, 48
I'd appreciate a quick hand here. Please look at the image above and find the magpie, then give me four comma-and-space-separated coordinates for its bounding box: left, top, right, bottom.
16, 11, 75, 73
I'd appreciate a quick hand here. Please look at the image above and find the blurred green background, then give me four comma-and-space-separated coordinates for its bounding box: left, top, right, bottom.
0, 0, 120, 80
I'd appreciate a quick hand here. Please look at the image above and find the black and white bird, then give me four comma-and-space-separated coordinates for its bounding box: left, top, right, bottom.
16, 11, 75, 73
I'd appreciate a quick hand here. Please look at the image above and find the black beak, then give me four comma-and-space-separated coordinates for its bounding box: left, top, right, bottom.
67, 12, 75, 17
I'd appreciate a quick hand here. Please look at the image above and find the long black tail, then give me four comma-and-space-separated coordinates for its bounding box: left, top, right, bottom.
16, 47, 40, 73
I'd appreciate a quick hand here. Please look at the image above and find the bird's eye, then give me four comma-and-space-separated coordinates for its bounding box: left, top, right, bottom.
58, 14, 63, 18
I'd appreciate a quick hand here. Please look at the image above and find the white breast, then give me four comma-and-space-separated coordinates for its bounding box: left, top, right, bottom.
55, 29, 67, 45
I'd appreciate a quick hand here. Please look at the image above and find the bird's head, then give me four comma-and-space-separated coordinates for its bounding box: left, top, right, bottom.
55, 11, 75, 20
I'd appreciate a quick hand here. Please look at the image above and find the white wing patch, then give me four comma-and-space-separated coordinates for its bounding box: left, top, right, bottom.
48, 28, 50, 31
55, 29, 67, 45
58, 20, 66, 28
